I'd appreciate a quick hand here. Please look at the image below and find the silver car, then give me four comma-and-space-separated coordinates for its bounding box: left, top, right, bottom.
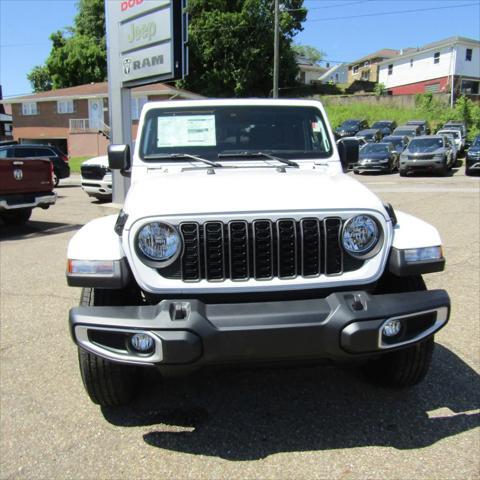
399, 135, 454, 176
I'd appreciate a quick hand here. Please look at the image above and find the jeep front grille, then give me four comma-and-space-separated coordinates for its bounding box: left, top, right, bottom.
159, 218, 363, 282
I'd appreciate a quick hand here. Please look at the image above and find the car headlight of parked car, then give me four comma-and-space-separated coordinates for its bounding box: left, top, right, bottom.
136, 222, 182, 265
341, 215, 381, 258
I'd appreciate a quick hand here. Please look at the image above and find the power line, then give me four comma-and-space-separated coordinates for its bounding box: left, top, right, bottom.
308, 1, 479, 21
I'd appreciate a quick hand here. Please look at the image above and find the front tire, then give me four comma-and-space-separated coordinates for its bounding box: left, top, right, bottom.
77, 287, 141, 407
365, 273, 434, 387
365, 337, 435, 388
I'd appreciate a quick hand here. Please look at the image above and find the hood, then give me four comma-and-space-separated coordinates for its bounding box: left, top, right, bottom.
406, 146, 444, 155
81, 155, 108, 167
123, 167, 386, 224
359, 152, 389, 160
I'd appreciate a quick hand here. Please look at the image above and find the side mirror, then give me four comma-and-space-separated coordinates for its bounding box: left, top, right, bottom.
108, 144, 131, 172
337, 138, 359, 172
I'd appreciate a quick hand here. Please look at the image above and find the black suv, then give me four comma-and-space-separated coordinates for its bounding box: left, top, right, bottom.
0, 144, 70, 187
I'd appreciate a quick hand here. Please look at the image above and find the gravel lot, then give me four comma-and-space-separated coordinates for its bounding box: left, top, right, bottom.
1, 169, 479, 480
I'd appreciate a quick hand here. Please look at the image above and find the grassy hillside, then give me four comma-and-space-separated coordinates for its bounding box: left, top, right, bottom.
324, 103, 441, 131
323, 94, 480, 140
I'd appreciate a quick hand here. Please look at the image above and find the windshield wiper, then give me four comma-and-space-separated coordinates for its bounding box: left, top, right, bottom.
144, 153, 222, 168
218, 151, 299, 168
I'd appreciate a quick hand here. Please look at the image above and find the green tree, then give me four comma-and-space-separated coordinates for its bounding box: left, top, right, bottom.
373, 83, 386, 97
27, 66, 53, 92
27, 0, 106, 91
292, 44, 325, 64
179, 0, 307, 97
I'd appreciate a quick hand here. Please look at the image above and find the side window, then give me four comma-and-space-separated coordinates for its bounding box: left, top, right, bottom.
0, 149, 8, 158
15, 148, 35, 158
37, 148, 54, 157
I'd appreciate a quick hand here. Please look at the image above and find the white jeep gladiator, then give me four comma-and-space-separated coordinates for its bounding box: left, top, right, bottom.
66, 99, 450, 407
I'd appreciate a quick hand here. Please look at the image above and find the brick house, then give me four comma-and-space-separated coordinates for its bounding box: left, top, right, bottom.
0, 82, 202, 157
0, 86, 13, 142
347, 49, 400, 84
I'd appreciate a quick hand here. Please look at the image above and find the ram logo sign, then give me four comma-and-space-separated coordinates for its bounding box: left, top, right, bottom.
13, 169, 23, 181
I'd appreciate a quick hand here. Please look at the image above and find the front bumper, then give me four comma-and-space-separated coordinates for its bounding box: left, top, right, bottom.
81, 176, 112, 197
0, 192, 56, 211
400, 159, 445, 172
70, 289, 450, 369
354, 161, 391, 172
466, 155, 480, 171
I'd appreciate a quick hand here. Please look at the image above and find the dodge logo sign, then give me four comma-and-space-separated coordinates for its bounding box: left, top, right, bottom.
123, 58, 132, 75
13, 168, 23, 181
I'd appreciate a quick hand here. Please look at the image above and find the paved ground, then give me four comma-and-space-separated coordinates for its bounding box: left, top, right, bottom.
1, 168, 479, 480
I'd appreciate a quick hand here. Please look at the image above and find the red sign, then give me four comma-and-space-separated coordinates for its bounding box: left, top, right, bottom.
121, 0, 144, 12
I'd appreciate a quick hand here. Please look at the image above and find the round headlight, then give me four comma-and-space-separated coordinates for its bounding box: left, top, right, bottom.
137, 222, 181, 263
342, 215, 380, 257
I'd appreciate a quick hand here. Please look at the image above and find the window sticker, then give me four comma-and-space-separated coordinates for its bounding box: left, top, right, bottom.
157, 115, 217, 147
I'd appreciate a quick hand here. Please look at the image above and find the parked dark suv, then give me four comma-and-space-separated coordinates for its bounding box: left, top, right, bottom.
334, 119, 369, 138
0, 144, 70, 187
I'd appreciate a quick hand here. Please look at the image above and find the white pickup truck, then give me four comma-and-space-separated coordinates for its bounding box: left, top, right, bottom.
66, 99, 450, 407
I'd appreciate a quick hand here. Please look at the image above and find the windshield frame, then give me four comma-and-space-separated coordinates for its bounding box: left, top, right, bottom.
139, 105, 334, 162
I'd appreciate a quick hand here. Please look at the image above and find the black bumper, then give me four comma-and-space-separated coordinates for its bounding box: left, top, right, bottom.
354, 162, 392, 172
70, 289, 450, 369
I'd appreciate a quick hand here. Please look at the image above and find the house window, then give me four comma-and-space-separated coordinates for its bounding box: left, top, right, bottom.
461, 79, 479, 95
57, 99, 74, 114
335, 73, 339, 83
361, 70, 370, 81
466, 48, 472, 61
388, 64, 393, 75
410, 58, 414, 67
22, 102, 38, 115
434, 52, 440, 64
131, 96, 148, 120
353, 65, 359, 74
364, 61, 370, 67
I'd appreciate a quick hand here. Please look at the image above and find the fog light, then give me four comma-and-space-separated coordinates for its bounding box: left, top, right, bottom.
383, 319, 402, 337
130, 333, 154, 353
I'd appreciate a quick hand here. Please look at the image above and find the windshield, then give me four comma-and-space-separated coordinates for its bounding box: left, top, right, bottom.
361, 144, 389, 154
339, 120, 359, 128
395, 128, 415, 135
372, 122, 390, 129
383, 137, 403, 147
407, 138, 444, 152
472, 136, 480, 147
439, 130, 459, 139
140, 106, 332, 160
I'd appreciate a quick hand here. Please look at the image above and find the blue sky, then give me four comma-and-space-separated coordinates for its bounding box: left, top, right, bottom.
0, 0, 479, 98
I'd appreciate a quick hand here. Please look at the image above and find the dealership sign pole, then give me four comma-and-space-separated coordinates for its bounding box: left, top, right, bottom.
105, 0, 188, 203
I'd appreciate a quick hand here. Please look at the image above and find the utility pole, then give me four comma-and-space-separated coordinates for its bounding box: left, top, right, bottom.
273, 0, 279, 98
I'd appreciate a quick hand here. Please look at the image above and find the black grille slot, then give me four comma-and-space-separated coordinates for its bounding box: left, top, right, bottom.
160, 217, 362, 281
180, 223, 201, 281
277, 219, 297, 278
300, 218, 322, 277
253, 220, 274, 279
204, 222, 225, 281
81, 165, 107, 180
324, 218, 343, 274
229, 221, 249, 280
